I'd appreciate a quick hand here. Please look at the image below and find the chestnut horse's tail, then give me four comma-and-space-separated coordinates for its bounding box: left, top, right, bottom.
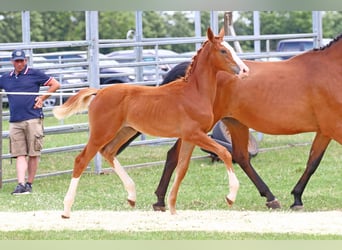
53, 88, 99, 120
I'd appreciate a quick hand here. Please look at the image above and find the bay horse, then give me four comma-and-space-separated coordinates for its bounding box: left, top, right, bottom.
53, 27, 245, 218
149, 33, 342, 211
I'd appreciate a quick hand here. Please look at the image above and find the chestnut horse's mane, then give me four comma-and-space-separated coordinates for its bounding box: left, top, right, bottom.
183, 40, 210, 82
314, 33, 342, 51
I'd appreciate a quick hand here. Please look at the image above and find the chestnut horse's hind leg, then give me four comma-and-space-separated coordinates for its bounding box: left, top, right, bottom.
62, 143, 100, 219
62, 177, 80, 219
100, 127, 138, 206
113, 157, 136, 206
290, 133, 331, 210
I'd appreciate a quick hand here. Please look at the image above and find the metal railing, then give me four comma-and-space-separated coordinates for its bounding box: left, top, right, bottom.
0, 11, 324, 187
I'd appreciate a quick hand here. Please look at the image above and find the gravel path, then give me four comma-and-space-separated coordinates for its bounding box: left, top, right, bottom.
1, 210, 342, 235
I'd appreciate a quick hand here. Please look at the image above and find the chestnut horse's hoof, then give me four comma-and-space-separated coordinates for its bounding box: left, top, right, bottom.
61, 215, 70, 219
152, 203, 166, 212
225, 197, 234, 206
266, 199, 281, 209
127, 199, 136, 207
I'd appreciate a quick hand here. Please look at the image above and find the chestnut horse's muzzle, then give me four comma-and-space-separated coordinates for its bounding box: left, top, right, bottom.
232, 65, 241, 75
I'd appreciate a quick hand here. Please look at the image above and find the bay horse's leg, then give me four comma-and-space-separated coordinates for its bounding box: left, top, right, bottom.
100, 127, 139, 206
168, 141, 195, 214
290, 133, 331, 210
117, 132, 141, 155
153, 139, 182, 211
187, 132, 240, 206
62, 143, 100, 219
223, 118, 281, 209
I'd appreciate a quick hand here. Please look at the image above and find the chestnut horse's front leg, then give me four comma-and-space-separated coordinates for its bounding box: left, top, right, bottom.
168, 141, 195, 214
62, 144, 99, 219
191, 132, 240, 206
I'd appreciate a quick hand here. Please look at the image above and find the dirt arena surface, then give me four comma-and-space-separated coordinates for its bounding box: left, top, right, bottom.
1, 210, 342, 234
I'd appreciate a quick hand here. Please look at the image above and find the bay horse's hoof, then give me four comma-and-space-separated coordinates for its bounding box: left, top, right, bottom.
225, 197, 234, 206
152, 203, 166, 212
266, 199, 281, 209
290, 204, 304, 211
61, 215, 70, 219
127, 199, 136, 207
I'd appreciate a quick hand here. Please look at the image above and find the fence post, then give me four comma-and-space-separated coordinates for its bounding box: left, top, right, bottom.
86, 11, 103, 174
0, 94, 2, 188
312, 11, 323, 47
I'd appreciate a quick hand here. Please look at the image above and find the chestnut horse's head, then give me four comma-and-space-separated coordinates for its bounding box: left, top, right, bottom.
221, 41, 249, 78
206, 27, 248, 77
184, 27, 248, 82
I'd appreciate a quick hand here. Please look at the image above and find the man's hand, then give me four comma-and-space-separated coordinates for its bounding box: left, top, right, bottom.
34, 96, 43, 109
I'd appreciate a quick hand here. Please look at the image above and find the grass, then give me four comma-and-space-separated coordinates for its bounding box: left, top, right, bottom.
1, 113, 342, 239
2, 230, 342, 240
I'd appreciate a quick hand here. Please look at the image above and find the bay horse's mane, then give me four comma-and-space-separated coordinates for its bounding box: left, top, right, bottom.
313, 33, 342, 51
184, 39, 210, 82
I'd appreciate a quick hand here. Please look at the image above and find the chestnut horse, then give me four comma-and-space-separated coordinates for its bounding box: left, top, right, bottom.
53, 27, 245, 218
149, 33, 342, 211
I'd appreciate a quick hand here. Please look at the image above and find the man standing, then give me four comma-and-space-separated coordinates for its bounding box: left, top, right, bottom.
0, 49, 61, 195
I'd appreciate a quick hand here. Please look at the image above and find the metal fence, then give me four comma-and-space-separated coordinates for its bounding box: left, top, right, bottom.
0, 11, 325, 187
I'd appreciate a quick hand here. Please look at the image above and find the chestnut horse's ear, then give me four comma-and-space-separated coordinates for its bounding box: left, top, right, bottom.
219, 27, 225, 38
207, 27, 214, 41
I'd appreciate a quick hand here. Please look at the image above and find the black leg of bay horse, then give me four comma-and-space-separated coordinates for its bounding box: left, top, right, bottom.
117, 132, 141, 155
222, 117, 281, 209
153, 139, 181, 211
290, 133, 331, 209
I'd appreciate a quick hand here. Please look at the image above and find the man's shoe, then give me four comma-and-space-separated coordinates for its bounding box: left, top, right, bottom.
11, 183, 30, 195
25, 182, 32, 193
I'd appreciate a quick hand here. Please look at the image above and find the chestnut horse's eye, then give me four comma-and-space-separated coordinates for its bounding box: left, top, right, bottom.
220, 49, 228, 54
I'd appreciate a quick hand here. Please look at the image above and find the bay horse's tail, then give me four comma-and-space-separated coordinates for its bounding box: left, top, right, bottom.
53, 87, 99, 120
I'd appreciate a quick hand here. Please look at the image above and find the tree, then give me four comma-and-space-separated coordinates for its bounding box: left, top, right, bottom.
162, 11, 195, 53
99, 11, 135, 40
0, 11, 86, 52
0, 11, 340, 54
0, 12, 22, 43
234, 11, 313, 51
322, 11, 342, 39
233, 11, 341, 52
31, 11, 85, 41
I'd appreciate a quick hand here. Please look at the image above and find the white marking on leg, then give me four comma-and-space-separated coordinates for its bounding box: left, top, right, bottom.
113, 157, 136, 202
63, 177, 80, 218
226, 169, 240, 203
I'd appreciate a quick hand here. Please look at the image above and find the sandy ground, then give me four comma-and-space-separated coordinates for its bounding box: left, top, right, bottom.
1, 210, 342, 235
